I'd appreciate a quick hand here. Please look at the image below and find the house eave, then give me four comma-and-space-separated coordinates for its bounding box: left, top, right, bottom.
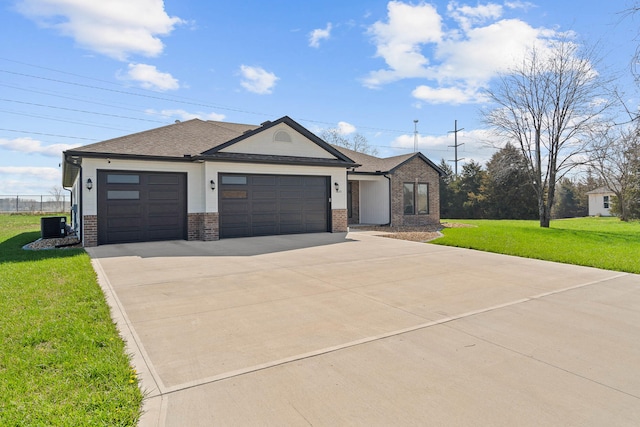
197, 153, 359, 168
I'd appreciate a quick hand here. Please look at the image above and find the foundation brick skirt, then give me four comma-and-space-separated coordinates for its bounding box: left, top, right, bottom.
188, 213, 219, 241
332, 209, 348, 232
83, 215, 98, 247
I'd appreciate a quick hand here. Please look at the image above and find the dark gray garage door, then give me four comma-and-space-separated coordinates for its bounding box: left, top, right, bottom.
97, 170, 187, 245
219, 174, 329, 238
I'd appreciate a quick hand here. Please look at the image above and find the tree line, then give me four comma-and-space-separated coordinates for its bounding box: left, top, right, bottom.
438, 142, 640, 220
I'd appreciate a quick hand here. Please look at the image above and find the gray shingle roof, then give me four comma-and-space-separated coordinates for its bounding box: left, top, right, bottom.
64, 117, 441, 176
67, 119, 257, 157
331, 144, 436, 174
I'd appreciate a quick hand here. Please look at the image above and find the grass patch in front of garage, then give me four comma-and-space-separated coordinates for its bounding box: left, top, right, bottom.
432, 217, 640, 274
0, 214, 142, 426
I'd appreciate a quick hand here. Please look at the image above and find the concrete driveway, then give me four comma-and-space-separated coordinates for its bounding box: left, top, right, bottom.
87, 231, 640, 426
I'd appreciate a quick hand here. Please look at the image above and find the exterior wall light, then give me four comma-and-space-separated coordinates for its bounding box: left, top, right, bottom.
86, 178, 93, 191
334, 182, 339, 192
210, 179, 215, 191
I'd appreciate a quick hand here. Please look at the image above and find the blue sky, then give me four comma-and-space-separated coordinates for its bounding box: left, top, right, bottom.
0, 0, 638, 195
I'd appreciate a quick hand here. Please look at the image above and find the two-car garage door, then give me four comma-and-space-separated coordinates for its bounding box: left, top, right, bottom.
97, 170, 330, 244
219, 174, 330, 238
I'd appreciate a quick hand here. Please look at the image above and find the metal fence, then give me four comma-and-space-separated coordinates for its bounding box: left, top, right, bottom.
0, 195, 71, 213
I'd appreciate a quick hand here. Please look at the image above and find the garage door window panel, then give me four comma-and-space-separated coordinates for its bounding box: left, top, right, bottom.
221, 175, 248, 185
107, 174, 139, 184
108, 190, 140, 200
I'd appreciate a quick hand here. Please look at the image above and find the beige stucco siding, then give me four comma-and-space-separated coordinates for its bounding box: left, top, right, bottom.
219, 124, 335, 158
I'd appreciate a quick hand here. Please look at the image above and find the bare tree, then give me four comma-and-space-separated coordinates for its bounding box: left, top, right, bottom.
483, 40, 612, 227
49, 186, 64, 212
321, 129, 379, 156
624, 3, 640, 88
589, 123, 640, 220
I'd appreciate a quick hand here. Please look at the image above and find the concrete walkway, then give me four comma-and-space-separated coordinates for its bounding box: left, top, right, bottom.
87, 232, 640, 426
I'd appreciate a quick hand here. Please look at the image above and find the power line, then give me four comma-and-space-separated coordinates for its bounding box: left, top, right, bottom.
0, 108, 136, 132
0, 82, 180, 119
0, 63, 413, 135
0, 128, 98, 141
0, 98, 170, 124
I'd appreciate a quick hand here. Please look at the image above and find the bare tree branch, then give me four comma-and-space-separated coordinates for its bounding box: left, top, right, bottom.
482, 39, 612, 227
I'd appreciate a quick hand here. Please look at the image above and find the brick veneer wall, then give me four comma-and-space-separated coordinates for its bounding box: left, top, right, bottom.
83, 215, 98, 247
188, 212, 219, 241
188, 213, 204, 240
332, 209, 348, 232
390, 156, 440, 226
203, 212, 219, 241
348, 181, 360, 225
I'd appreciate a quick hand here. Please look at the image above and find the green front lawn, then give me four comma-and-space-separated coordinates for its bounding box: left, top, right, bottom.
433, 217, 640, 274
0, 214, 142, 426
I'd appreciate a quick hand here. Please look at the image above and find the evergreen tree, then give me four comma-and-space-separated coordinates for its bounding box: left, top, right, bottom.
553, 178, 583, 218
438, 159, 456, 218
458, 161, 487, 218
484, 144, 538, 219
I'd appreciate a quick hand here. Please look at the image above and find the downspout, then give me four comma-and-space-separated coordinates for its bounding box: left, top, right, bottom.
78, 166, 83, 244
64, 187, 72, 232
64, 154, 83, 245
384, 174, 391, 226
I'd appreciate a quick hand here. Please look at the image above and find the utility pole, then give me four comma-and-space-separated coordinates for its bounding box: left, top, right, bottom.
413, 119, 419, 153
448, 119, 464, 176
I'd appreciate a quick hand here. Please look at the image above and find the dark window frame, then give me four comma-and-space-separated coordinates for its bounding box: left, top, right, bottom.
403, 182, 429, 215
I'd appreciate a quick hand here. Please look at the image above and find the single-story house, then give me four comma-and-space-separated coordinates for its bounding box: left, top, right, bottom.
62, 116, 442, 246
586, 186, 615, 216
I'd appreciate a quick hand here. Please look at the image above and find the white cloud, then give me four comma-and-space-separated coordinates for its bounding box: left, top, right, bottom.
505, 1, 536, 11
0, 137, 75, 157
364, 1, 563, 105
309, 23, 332, 48
123, 63, 180, 91
239, 65, 278, 94
447, 1, 503, 31
16, 0, 183, 60
363, 1, 443, 87
145, 109, 225, 121
0, 166, 62, 195
337, 121, 356, 135
412, 85, 485, 105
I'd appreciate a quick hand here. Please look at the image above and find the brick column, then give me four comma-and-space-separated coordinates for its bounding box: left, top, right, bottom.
188, 213, 219, 241
203, 212, 219, 241
331, 209, 348, 232
83, 215, 97, 247
187, 213, 204, 240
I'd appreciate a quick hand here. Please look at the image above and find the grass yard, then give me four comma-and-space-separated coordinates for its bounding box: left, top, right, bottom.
0, 214, 142, 426
433, 217, 640, 274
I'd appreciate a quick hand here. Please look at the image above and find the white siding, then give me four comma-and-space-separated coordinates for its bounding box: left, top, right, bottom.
80, 158, 205, 215
359, 177, 390, 224
588, 193, 614, 216
219, 124, 335, 158
206, 162, 347, 212
79, 157, 348, 218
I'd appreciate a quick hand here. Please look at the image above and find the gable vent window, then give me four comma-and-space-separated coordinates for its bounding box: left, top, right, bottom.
274, 130, 292, 143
